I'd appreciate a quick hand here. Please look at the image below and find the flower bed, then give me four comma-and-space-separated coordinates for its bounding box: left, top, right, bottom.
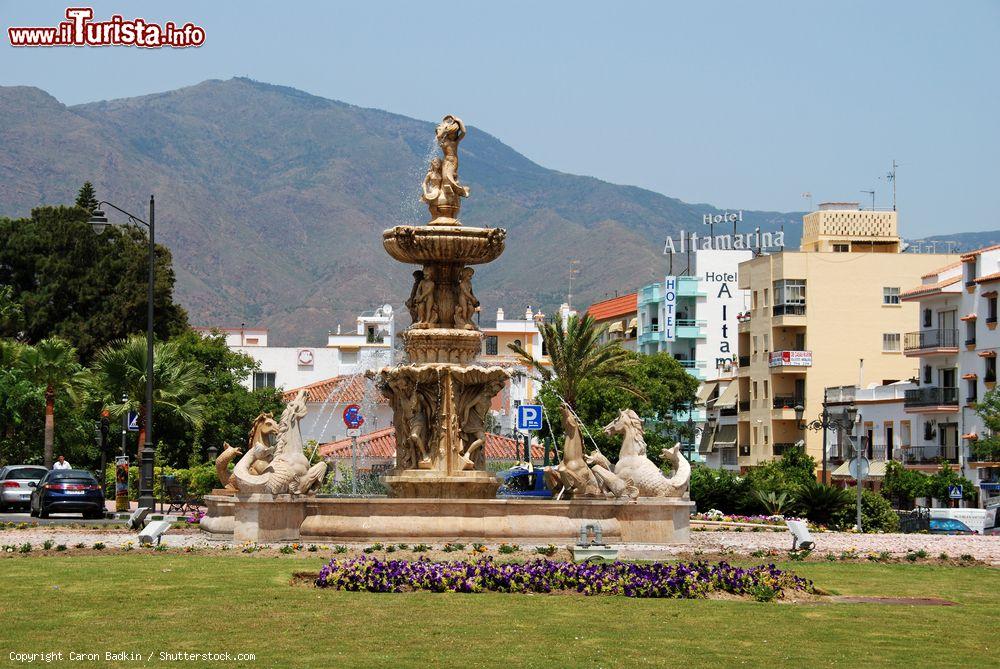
314, 556, 813, 599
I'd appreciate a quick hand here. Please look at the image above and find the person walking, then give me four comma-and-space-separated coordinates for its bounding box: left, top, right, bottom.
52, 455, 71, 470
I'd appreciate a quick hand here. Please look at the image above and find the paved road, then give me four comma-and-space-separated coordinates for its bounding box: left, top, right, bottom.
0, 510, 124, 526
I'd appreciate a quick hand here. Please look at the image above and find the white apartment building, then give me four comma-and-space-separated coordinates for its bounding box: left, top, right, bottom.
195, 305, 397, 392
902, 245, 1000, 508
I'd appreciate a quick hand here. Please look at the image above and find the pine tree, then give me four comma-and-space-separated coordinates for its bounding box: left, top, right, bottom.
75, 182, 99, 213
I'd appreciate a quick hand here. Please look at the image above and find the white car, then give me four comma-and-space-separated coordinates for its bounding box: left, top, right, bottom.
0, 465, 48, 511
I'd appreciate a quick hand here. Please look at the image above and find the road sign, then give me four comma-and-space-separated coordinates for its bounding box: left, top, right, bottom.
346, 427, 361, 438
517, 404, 543, 431
848, 456, 870, 481
127, 411, 140, 432
948, 485, 963, 500
342, 404, 365, 429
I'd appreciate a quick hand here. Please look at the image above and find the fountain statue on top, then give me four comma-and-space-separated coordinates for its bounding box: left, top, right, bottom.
376, 116, 510, 498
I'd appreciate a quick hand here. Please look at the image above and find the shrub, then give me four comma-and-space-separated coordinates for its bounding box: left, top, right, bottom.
18, 542, 31, 553
690, 466, 755, 515
92, 542, 105, 550
754, 490, 791, 515
412, 544, 431, 553
42, 539, 54, 550
55, 544, 67, 552
333, 545, 348, 554
498, 544, 520, 554
534, 545, 557, 557
793, 481, 853, 527
833, 490, 899, 533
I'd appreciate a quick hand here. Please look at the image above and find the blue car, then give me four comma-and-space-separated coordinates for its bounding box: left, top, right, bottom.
29, 469, 105, 519
928, 518, 976, 535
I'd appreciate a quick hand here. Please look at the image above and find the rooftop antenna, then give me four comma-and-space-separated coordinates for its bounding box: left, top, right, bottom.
943, 240, 958, 254
861, 189, 875, 211
886, 160, 898, 211
567, 258, 580, 310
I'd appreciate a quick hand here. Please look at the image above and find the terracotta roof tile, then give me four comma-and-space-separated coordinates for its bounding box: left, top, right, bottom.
975, 271, 1000, 284
961, 244, 1000, 262
900, 276, 960, 300
318, 427, 543, 460
921, 261, 961, 279
586, 293, 637, 321
283, 374, 388, 405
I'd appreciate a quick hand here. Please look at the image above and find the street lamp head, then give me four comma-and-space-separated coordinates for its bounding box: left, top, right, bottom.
794, 404, 805, 421
845, 405, 859, 425
89, 209, 108, 234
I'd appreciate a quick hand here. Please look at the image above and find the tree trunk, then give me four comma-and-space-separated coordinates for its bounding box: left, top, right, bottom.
43, 385, 55, 468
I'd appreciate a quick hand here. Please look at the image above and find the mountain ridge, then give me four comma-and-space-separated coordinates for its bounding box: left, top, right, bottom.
1, 78, 806, 344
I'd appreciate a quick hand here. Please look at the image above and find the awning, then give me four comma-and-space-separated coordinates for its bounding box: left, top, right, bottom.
962, 432, 979, 440
714, 424, 737, 448
608, 321, 624, 333
962, 373, 978, 380
961, 313, 978, 321
979, 350, 996, 358
831, 459, 888, 480
628, 317, 638, 331
696, 381, 718, 404
698, 425, 716, 454
982, 290, 998, 298
715, 382, 739, 408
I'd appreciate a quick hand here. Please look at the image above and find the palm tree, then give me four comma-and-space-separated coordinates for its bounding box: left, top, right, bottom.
507, 313, 638, 409
17, 337, 89, 468
90, 335, 206, 458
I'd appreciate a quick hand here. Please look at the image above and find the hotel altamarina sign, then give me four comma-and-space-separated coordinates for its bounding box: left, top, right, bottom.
662, 211, 787, 254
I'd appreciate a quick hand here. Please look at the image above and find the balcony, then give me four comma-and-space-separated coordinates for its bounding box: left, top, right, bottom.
638, 284, 661, 306
903, 386, 959, 411
772, 396, 804, 410
677, 359, 707, 380
903, 329, 959, 356
773, 304, 806, 317
901, 444, 960, 465
767, 350, 812, 370
738, 400, 750, 413
676, 319, 707, 339
773, 442, 797, 456
677, 276, 706, 297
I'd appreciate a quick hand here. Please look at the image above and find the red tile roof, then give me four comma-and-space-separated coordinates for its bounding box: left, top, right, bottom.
318, 427, 544, 460
975, 271, 1000, 284
284, 374, 388, 405
900, 276, 960, 300
961, 244, 1000, 262
586, 293, 637, 321
921, 261, 961, 279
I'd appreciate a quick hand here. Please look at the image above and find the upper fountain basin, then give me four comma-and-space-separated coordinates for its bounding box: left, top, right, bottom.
383, 225, 506, 266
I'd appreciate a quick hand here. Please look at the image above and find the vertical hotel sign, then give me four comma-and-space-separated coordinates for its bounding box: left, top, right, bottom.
663, 276, 677, 341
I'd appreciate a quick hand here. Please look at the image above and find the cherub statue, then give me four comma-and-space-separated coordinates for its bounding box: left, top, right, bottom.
455, 267, 479, 330
405, 270, 423, 324
423, 115, 470, 224
459, 379, 504, 469
411, 266, 438, 327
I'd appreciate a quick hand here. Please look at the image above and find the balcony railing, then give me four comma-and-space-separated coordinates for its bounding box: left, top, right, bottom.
903, 329, 958, 352
901, 444, 960, 464
772, 396, 804, 410
903, 386, 959, 408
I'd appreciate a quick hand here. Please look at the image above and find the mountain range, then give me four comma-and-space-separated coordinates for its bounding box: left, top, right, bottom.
0, 78, 986, 344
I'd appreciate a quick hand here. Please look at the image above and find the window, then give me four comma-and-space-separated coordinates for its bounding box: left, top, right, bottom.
773, 279, 806, 316
752, 381, 758, 399
252, 372, 276, 390
923, 309, 933, 328
966, 320, 977, 345
883, 287, 900, 305
340, 349, 358, 365
989, 296, 998, 323
752, 336, 758, 355
986, 357, 997, 383
752, 291, 759, 310
763, 380, 769, 399
752, 426, 758, 445
924, 365, 932, 384
882, 333, 901, 352
485, 335, 499, 356
763, 334, 770, 352
763, 288, 769, 307
900, 421, 911, 448
833, 243, 849, 253
968, 379, 978, 403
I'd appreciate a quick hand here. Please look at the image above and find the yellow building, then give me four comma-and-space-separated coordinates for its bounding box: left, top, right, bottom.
736, 203, 959, 474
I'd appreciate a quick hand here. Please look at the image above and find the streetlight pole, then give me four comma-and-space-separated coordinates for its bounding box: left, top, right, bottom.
796, 401, 857, 483
91, 196, 157, 511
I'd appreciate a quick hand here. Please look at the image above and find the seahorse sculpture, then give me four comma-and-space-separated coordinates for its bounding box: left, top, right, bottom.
232, 390, 327, 495
544, 405, 636, 500
603, 408, 690, 498
214, 413, 279, 491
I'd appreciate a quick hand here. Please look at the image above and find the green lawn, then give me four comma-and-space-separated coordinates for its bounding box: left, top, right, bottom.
0, 555, 996, 668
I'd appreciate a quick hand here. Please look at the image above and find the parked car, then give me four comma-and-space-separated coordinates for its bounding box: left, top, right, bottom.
29, 469, 105, 519
0, 465, 48, 512
928, 517, 976, 535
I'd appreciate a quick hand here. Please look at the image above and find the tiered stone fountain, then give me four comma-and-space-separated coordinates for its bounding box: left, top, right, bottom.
203, 116, 693, 545
376, 114, 510, 499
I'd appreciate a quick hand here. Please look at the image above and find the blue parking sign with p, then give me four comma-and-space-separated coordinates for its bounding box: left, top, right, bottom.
517, 404, 543, 431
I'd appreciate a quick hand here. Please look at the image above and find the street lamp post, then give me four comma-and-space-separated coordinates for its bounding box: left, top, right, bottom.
795, 400, 858, 483
91, 196, 157, 511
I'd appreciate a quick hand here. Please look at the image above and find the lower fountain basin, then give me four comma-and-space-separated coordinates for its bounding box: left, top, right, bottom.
202, 494, 693, 545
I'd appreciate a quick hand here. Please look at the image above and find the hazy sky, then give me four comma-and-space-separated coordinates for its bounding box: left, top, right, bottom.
2, 0, 998, 236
